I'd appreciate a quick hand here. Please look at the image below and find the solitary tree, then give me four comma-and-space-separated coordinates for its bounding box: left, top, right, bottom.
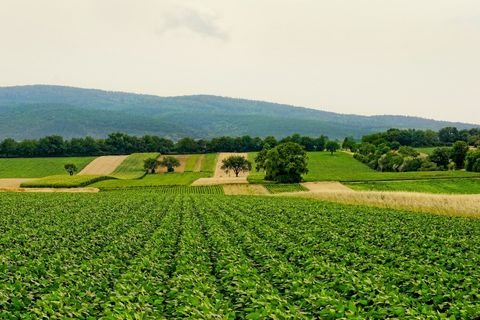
221, 155, 252, 177
429, 147, 451, 170
259, 142, 308, 183
64, 163, 78, 176
143, 157, 160, 174
326, 141, 340, 155
159, 156, 180, 173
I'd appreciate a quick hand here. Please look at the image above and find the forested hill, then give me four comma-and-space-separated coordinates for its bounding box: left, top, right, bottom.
0, 85, 477, 140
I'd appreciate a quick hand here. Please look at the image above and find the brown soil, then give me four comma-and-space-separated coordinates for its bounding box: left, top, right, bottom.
191, 177, 248, 186
301, 182, 353, 193
156, 155, 188, 173
78, 156, 128, 175
214, 153, 249, 178
0, 179, 34, 188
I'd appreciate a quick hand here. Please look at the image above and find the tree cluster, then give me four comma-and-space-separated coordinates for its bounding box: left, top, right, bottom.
0, 132, 332, 158
354, 141, 474, 172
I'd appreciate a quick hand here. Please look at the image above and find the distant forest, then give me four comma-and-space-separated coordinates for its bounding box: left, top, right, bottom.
0, 127, 478, 158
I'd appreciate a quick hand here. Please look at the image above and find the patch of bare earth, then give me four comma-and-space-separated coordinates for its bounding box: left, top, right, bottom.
192, 153, 250, 186
0, 179, 34, 188
78, 156, 128, 175
157, 155, 188, 173
0, 187, 99, 193
302, 182, 354, 193
223, 184, 269, 195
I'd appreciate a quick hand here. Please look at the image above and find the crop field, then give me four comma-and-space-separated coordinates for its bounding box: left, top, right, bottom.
111, 153, 160, 179
0, 157, 95, 178
101, 185, 223, 194
20, 175, 113, 188
91, 172, 211, 189
0, 191, 478, 318
249, 152, 480, 182
200, 153, 218, 173
347, 178, 480, 194
184, 154, 201, 172
264, 183, 307, 193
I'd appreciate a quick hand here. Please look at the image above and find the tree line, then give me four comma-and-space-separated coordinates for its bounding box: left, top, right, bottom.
0, 132, 330, 158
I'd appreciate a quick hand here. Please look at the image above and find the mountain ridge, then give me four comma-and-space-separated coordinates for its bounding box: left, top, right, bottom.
0, 84, 477, 140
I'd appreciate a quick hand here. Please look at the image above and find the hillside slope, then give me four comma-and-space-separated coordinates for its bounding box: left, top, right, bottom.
0, 85, 477, 139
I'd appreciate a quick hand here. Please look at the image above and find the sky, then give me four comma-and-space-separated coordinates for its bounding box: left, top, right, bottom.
1, 0, 479, 124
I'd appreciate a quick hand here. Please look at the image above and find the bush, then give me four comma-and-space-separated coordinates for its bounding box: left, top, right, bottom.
465, 150, 480, 172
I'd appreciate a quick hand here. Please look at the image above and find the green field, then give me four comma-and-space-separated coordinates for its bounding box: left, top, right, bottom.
1, 191, 478, 318
249, 151, 480, 182
101, 185, 224, 194
184, 155, 200, 172
20, 175, 113, 188
264, 184, 307, 193
111, 153, 160, 179
91, 172, 210, 189
200, 153, 217, 173
414, 147, 437, 155
0, 157, 95, 178
347, 178, 480, 194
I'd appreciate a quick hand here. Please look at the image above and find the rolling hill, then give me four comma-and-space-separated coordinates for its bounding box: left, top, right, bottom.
0, 85, 477, 140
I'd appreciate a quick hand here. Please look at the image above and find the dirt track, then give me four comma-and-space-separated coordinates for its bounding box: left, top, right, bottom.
302, 182, 354, 193
214, 153, 249, 178
78, 156, 128, 175
0, 179, 34, 188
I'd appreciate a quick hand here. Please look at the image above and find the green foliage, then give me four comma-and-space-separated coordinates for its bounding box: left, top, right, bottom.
221, 155, 252, 177
159, 156, 181, 173
20, 175, 112, 188
184, 155, 200, 172
262, 142, 309, 183
264, 184, 307, 193
429, 147, 451, 170
200, 153, 217, 173
143, 157, 160, 174
326, 141, 340, 155
466, 149, 480, 172
0, 192, 479, 318
113, 153, 160, 179
347, 178, 480, 194
450, 141, 469, 169
64, 163, 78, 176
0, 157, 94, 178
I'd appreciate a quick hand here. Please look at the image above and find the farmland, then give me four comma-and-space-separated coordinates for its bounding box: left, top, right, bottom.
91, 172, 210, 189
249, 151, 480, 182
20, 175, 112, 188
348, 178, 480, 194
0, 191, 478, 318
0, 157, 94, 178
111, 152, 160, 179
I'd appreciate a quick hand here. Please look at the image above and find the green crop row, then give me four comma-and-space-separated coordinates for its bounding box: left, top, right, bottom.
264, 183, 307, 193
0, 191, 479, 318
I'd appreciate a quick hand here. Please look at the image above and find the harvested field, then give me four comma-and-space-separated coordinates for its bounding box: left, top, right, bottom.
288, 190, 480, 217
78, 156, 128, 175
214, 153, 249, 178
156, 155, 188, 173
0, 179, 34, 188
302, 181, 353, 193
223, 184, 269, 195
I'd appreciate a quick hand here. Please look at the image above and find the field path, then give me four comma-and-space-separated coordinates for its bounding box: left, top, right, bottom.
193, 155, 205, 172
302, 182, 353, 193
0, 179, 34, 188
78, 156, 128, 175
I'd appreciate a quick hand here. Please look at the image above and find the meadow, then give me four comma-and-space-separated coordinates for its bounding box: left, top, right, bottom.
0, 157, 95, 178
20, 175, 112, 188
91, 172, 210, 189
0, 191, 478, 318
110, 152, 160, 179
249, 151, 480, 182
347, 178, 480, 194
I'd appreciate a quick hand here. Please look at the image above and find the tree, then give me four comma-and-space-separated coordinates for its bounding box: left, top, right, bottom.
260, 142, 308, 183
450, 141, 469, 169
64, 163, 78, 176
159, 156, 180, 173
429, 147, 451, 170
326, 141, 340, 155
143, 157, 160, 174
438, 127, 459, 144
221, 155, 252, 177
342, 137, 357, 152
465, 149, 480, 172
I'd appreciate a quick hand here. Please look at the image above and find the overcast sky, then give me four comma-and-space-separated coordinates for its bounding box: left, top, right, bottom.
1, 0, 479, 124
